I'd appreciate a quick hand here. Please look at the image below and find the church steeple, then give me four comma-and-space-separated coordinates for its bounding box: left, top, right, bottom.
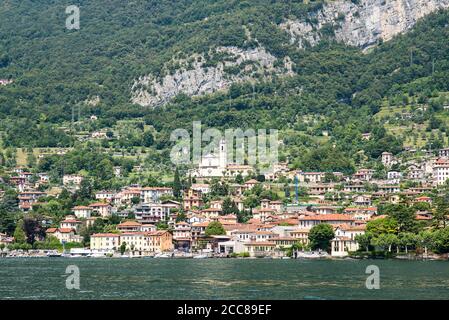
219, 139, 227, 169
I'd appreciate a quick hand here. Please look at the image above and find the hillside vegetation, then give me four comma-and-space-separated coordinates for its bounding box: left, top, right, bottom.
0, 0, 449, 172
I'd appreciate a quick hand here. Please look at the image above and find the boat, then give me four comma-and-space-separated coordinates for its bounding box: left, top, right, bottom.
154, 253, 172, 258
90, 253, 106, 258
193, 254, 208, 259
296, 251, 330, 259
47, 251, 62, 257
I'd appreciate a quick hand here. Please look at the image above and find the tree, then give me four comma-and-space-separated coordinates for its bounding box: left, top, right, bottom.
173, 168, 182, 199
120, 242, 127, 255
142, 131, 154, 147
418, 230, 434, 256
205, 221, 225, 236
23, 217, 45, 244
366, 217, 398, 237
76, 178, 93, 201
383, 204, 416, 233
243, 195, 259, 209
234, 173, 244, 184
27, 151, 37, 168
96, 158, 114, 181
433, 197, 449, 229
399, 232, 418, 254
284, 183, 290, 198
355, 233, 372, 252
176, 212, 187, 222
236, 210, 250, 223
222, 197, 239, 215
432, 227, 449, 253
308, 223, 335, 252
210, 179, 229, 197
156, 221, 169, 230
131, 196, 140, 205
13, 220, 26, 244
372, 234, 398, 253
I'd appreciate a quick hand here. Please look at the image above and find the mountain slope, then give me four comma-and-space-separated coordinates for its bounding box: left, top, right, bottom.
0, 0, 448, 172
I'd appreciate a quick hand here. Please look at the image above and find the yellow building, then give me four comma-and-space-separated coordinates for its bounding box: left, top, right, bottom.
90, 233, 120, 251
147, 230, 173, 253
243, 241, 276, 257
90, 230, 173, 254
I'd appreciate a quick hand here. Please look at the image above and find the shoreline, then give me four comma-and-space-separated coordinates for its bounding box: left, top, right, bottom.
1, 254, 447, 261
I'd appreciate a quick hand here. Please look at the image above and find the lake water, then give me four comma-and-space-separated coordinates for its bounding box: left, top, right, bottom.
1, 258, 449, 300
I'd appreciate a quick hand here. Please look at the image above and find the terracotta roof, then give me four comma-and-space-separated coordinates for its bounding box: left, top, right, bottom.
73, 206, 92, 210
290, 228, 309, 234
89, 202, 110, 207
245, 179, 258, 184
270, 237, 297, 241
338, 224, 366, 231
118, 221, 142, 227
415, 215, 432, 220
298, 214, 354, 221
91, 233, 120, 237
244, 241, 276, 246
192, 222, 210, 227
58, 228, 74, 233
371, 215, 388, 220
120, 232, 145, 236
141, 187, 172, 191
255, 231, 275, 235
61, 219, 81, 224
201, 208, 222, 212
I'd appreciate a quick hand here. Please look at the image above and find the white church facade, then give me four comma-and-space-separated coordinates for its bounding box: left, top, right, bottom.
190, 139, 253, 178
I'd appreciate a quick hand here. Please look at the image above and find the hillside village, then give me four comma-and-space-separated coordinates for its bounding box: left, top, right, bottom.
2, 142, 449, 259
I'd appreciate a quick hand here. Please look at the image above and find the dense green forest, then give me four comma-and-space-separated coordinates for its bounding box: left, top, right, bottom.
1, 0, 449, 172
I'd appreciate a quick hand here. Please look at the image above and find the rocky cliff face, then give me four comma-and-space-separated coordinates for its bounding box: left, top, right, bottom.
280, 0, 449, 49
131, 46, 294, 107
132, 0, 449, 107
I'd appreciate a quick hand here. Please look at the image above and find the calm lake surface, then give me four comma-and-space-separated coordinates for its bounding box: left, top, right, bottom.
1, 258, 449, 300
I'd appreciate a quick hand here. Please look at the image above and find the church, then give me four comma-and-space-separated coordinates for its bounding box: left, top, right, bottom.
190, 139, 253, 178
191, 139, 228, 178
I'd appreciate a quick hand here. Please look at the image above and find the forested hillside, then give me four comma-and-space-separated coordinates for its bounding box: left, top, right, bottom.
1, 0, 449, 173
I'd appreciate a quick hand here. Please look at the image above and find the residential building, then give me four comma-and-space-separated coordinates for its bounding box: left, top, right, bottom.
298, 214, 355, 229
141, 187, 173, 203
90, 233, 120, 251
89, 202, 112, 217
134, 203, 171, 224
72, 206, 93, 219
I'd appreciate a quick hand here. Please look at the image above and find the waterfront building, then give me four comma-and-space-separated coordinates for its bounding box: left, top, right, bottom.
90, 233, 120, 251
60, 216, 82, 233
46, 228, 82, 243
117, 221, 142, 232
298, 214, 355, 229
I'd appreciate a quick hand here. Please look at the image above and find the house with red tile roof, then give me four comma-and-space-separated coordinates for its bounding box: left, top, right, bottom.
298, 214, 355, 229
